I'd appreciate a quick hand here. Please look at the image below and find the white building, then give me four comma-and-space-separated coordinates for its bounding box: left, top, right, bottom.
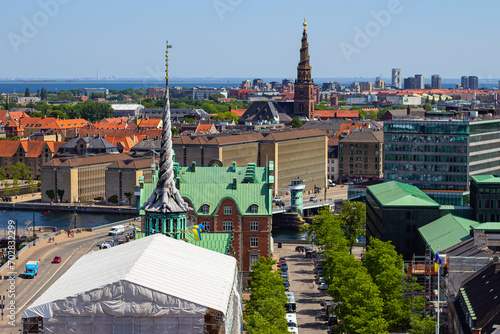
392, 68, 401, 89
111, 104, 145, 117
23, 234, 242, 333
386, 95, 424, 106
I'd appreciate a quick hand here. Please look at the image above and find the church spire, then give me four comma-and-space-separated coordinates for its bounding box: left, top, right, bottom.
294, 19, 314, 119
142, 41, 190, 214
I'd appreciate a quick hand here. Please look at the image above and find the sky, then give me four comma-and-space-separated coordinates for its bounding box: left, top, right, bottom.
1, 0, 499, 81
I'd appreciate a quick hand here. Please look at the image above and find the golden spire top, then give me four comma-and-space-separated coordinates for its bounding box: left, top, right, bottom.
303, 18, 307, 30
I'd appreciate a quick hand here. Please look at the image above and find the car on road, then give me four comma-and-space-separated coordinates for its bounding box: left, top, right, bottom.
319, 282, 329, 290
280, 263, 288, 272
309, 196, 317, 202
52, 256, 61, 263
321, 298, 333, 308
281, 272, 288, 279
283, 279, 290, 291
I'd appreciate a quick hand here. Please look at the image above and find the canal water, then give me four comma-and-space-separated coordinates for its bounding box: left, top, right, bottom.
0, 209, 306, 240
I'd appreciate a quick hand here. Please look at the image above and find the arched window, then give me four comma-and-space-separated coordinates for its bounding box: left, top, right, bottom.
250, 205, 258, 214
201, 204, 210, 214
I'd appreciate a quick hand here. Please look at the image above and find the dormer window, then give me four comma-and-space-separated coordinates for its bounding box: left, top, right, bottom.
201, 204, 210, 214
250, 205, 258, 214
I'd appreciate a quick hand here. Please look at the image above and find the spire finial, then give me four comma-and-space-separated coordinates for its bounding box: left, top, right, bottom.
303, 18, 307, 30
165, 41, 172, 88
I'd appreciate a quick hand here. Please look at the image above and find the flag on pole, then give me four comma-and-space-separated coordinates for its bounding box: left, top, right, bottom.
192, 228, 201, 241
434, 250, 443, 272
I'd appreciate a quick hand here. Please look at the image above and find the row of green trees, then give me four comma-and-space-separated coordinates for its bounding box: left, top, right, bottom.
0, 163, 39, 194
244, 257, 289, 334
303, 204, 436, 333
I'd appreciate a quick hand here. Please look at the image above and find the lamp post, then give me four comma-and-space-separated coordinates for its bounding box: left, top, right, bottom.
33, 211, 36, 246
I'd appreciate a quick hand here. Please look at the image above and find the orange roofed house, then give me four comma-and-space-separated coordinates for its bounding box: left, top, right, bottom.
0, 140, 65, 179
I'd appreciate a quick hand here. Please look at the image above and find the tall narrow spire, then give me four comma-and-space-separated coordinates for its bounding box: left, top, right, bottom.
142, 41, 190, 214
294, 19, 314, 119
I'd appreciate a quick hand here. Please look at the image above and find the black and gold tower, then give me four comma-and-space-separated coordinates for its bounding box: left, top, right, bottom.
293, 18, 314, 120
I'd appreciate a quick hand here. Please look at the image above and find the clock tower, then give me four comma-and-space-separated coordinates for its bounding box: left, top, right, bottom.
293, 19, 314, 120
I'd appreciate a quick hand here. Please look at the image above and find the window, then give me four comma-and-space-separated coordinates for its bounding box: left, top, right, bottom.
250, 221, 259, 231
250, 205, 258, 214
224, 206, 232, 215
250, 254, 259, 269
223, 221, 233, 231
250, 237, 259, 247
201, 204, 210, 214
202, 221, 210, 231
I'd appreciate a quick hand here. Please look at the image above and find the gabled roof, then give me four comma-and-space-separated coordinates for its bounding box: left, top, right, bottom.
103, 117, 128, 123
367, 181, 440, 207
0, 110, 8, 121
92, 121, 128, 130
470, 175, 500, 184
0, 141, 21, 157
195, 123, 215, 134
138, 118, 162, 128
472, 223, 500, 232
340, 129, 384, 143
418, 214, 480, 255
8, 111, 30, 120
23, 234, 238, 319
173, 163, 271, 217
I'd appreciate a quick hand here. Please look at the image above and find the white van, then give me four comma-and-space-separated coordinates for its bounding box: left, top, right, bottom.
109, 225, 125, 236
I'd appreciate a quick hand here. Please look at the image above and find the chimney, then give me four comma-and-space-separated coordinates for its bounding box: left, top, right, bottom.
407, 105, 411, 116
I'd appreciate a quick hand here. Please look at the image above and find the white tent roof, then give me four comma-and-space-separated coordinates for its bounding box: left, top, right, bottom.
23, 234, 238, 319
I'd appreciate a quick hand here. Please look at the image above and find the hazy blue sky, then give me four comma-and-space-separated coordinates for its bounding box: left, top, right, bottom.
1, 0, 499, 80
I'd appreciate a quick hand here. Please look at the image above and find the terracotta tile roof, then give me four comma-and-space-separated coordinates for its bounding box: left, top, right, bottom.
54, 119, 89, 129
0, 110, 8, 121
313, 110, 337, 118
230, 109, 247, 117
92, 122, 128, 130
328, 136, 339, 146
8, 111, 30, 120
104, 136, 141, 153
138, 119, 162, 128
0, 141, 21, 157
195, 123, 214, 135
336, 110, 359, 118
104, 117, 128, 123
78, 128, 161, 139
339, 122, 369, 137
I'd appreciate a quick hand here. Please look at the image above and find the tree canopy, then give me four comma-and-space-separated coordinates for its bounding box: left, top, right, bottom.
290, 117, 303, 128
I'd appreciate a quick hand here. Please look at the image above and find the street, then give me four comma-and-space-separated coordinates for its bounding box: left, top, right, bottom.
0, 230, 111, 333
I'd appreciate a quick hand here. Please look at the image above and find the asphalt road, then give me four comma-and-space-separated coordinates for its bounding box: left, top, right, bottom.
0, 230, 111, 333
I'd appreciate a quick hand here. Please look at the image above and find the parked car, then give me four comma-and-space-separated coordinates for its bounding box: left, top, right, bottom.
52, 256, 61, 264
321, 298, 333, 308
283, 279, 290, 290
305, 249, 317, 258
280, 263, 288, 272
309, 196, 317, 202
328, 316, 338, 326
319, 282, 329, 290
281, 272, 288, 279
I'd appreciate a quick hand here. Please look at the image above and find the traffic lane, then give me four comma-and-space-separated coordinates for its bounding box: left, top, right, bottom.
0, 232, 110, 329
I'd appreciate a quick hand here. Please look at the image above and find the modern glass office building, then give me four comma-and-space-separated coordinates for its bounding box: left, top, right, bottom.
384, 118, 500, 205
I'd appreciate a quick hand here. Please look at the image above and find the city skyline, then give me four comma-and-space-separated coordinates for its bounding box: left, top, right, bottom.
2, 1, 500, 80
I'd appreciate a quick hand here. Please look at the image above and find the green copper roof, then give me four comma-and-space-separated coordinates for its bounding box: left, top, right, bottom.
472, 222, 500, 232
186, 233, 232, 255
470, 175, 500, 184
138, 160, 272, 216
367, 181, 440, 207
418, 214, 480, 255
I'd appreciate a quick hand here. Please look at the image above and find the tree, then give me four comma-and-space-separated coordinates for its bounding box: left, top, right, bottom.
28, 177, 36, 194
244, 256, 288, 334
172, 127, 179, 136
108, 194, 119, 205
74, 100, 114, 122
4, 181, 10, 195
302, 207, 348, 253
0, 168, 7, 181
8, 163, 31, 180
36, 89, 40, 97
290, 117, 303, 128
124, 192, 133, 206
46, 190, 55, 201
364, 238, 412, 330
12, 178, 19, 195
24, 87, 30, 97
57, 189, 65, 202
409, 315, 436, 334
40, 87, 48, 100
338, 201, 366, 254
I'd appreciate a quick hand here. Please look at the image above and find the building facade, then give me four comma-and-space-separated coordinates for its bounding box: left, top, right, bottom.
431, 74, 441, 89
293, 20, 315, 120
383, 118, 500, 205
392, 68, 401, 89
366, 181, 442, 259
470, 175, 500, 223
338, 129, 384, 182
138, 161, 273, 287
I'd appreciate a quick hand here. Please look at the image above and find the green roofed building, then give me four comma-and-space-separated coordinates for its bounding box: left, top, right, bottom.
470, 175, 500, 223
138, 159, 273, 287
366, 181, 441, 259
418, 214, 480, 256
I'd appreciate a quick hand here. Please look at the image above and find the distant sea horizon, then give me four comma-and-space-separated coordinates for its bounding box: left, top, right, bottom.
0, 80, 497, 94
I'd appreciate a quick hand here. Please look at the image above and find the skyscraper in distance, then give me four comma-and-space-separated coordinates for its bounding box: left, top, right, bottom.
414, 74, 424, 89
469, 76, 478, 90
431, 74, 441, 89
461, 76, 469, 89
392, 68, 401, 89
